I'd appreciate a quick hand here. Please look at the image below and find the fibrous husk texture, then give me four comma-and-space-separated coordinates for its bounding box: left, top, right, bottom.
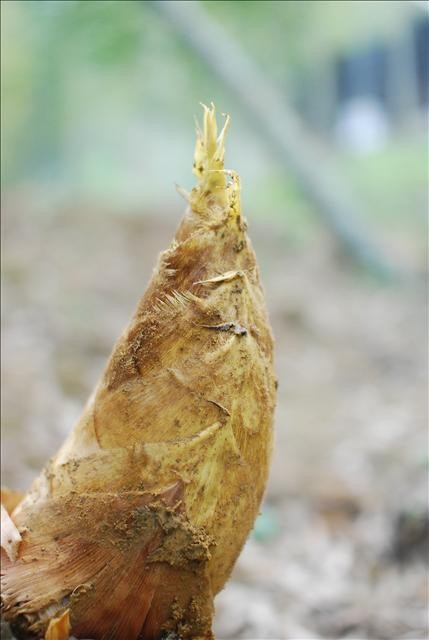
1, 105, 276, 640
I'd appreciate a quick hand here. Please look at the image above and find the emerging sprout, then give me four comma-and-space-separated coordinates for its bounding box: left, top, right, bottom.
1, 104, 276, 639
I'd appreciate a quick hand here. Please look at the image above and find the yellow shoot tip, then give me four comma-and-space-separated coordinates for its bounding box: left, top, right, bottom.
193, 103, 230, 182
190, 103, 240, 220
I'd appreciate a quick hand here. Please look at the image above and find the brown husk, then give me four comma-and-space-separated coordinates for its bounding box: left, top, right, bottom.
1, 105, 276, 639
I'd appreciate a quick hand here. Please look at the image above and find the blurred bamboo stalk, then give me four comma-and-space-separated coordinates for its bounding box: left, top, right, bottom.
150, 0, 398, 280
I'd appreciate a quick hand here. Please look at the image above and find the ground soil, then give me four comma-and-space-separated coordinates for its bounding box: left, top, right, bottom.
1, 192, 427, 639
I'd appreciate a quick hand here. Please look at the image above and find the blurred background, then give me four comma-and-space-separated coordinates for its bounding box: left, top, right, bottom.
1, 1, 428, 639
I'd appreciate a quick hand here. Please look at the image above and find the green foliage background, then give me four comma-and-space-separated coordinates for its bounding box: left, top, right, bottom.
1, 0, 426, 249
